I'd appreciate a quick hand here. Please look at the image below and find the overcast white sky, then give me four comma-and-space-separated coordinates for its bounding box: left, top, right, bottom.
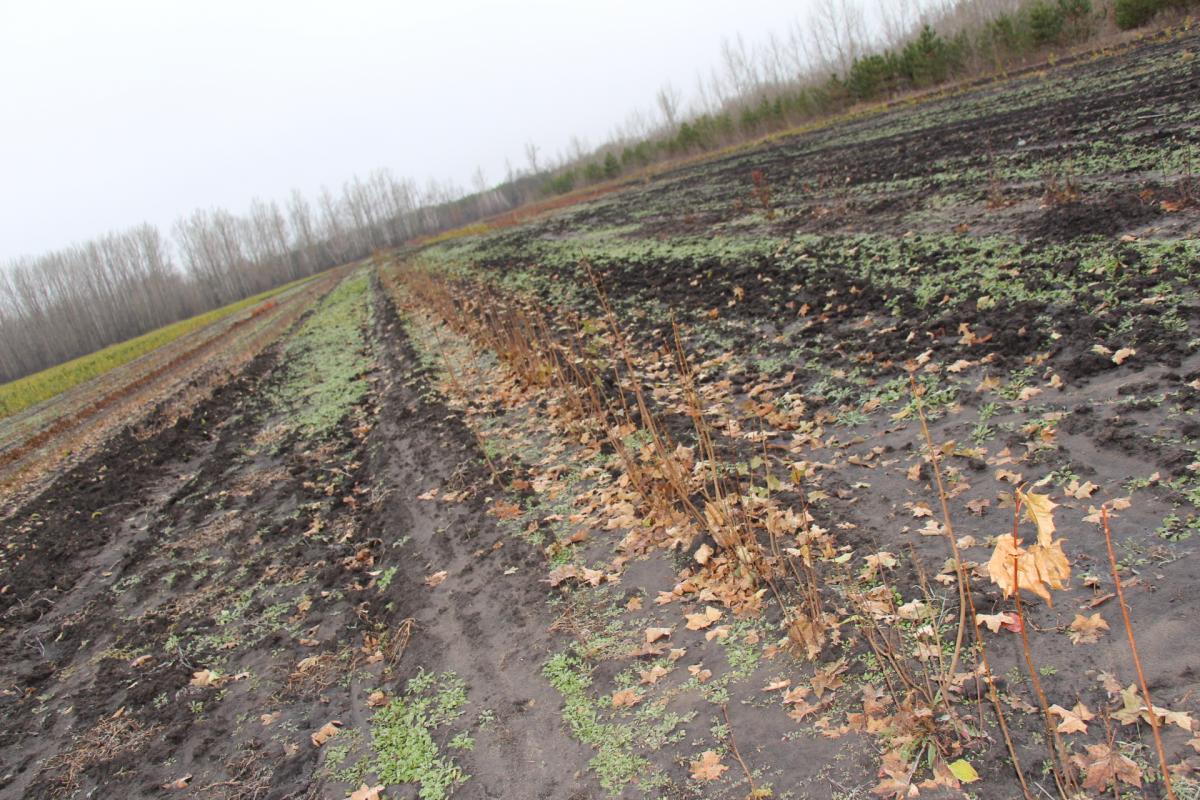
0, 0, 843, 262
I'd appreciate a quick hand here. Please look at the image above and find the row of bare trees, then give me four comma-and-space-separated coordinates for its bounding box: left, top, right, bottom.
0, 0, 1163, 386
0, 168, 537, 384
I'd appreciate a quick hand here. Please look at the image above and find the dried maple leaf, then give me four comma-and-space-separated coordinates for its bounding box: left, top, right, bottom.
489, 500, 522, 519
1018, 489, 1058, 544
861, 552, 898, 581
162, 774, 192, 790
779, 686, 811, 707
908, 501, 933, 518
987, 534, 1050, 603
350, 784, 386, 800
966, 497, 990, 515
190, 669, 223, 687
690, 750, 728, 781
1068, 612, 1109, 644
685, 606, 722, 630
639, 665, 671, 685
1112, 683, 1198, 731
786, 612, 827, 660
1049, 702, 1094, 734
694, 543, 714, 565
1065, 479, 1098, 499
310, 720, 343, 746
1072, 743, 1142, 792
424, 570, 448, 588
811, 659, 847, 699
1114, 684, 1147, 725
705, 624, 731, 642
996, 468, 1023, 484
987, 489, 1071, 605
976, 611, 1018, 633
1111, 347, 1136, 365
611, 688, 642, 708
645, 627, 673, 643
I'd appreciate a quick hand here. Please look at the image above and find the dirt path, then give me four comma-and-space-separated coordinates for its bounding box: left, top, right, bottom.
0, 275, 593, 799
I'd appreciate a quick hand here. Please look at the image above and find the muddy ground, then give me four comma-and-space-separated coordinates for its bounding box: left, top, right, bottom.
2, 23, 1200, 800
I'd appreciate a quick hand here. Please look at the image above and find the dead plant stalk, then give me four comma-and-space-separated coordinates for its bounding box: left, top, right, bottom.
1101, 505, 1177, 800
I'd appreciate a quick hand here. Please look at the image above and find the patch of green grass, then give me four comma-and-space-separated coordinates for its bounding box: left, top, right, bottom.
0, 275, 316, 420
271, 272, 373, 438
368, 670, 470, 800
543, 653, 648, 796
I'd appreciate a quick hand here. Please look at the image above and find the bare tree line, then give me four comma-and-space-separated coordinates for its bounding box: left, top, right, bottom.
0, 167, 534, 384
1, 0, 1174, 386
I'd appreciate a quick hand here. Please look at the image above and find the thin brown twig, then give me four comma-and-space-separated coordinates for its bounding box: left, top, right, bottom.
1101, 505, 1177, 800
911, 376, 967, 679
721, 703, 757, 796
1012, 551, 1073, 799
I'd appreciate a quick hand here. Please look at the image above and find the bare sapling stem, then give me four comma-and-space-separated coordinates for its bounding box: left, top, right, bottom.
911, 375, 967, 679
720, 704, 759, 797
1101, 506, 1177, 800
945, 539, 1033, 798
911, 376, 1031, 796
1011, 551, 1073, 799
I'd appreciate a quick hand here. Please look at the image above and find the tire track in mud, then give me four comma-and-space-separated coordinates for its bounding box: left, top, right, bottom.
0, 276, 595, 799
353, 284, 595, 799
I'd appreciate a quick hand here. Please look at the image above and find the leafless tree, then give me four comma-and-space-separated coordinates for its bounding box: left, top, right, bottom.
655, 81, 683, 129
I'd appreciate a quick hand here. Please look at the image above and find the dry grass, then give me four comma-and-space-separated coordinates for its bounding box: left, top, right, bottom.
41, 715, 160, 792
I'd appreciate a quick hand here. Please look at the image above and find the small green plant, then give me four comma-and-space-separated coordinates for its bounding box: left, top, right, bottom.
368, 670, 470, 800
378, 566, 398, 590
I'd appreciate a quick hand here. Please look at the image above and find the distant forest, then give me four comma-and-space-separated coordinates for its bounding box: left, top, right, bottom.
2, 0, 1193, 384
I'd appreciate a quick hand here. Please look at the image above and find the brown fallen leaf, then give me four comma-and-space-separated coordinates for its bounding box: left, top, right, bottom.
966, 497, 990, 515
129, 654, 153, 668
694, 543, 714, 565
639, 665, 671, 685
976, 611, 1019, 633
190, 669, 224, 688
261, 712, 282, 726
1065, 479, 1098, 499
645, 627, 673, 643
1049, 702, 1094, 734
1067, 612, 1109, 644
162, 774, 192, 790
311, 720, 343, 746
1019, 489, 1058, 542
909, 501, 933, 518
350, 784, 386, 800
611, 688, 642, 708
424, 570, 448, 588
1111, 347, 1136, 365
489, 501, 522, 520
860, 551, 897, 581
367, 690, 388, 708
685, 606, 723, 631
1072, 743, 1142, 792
690, 750, 728, 781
